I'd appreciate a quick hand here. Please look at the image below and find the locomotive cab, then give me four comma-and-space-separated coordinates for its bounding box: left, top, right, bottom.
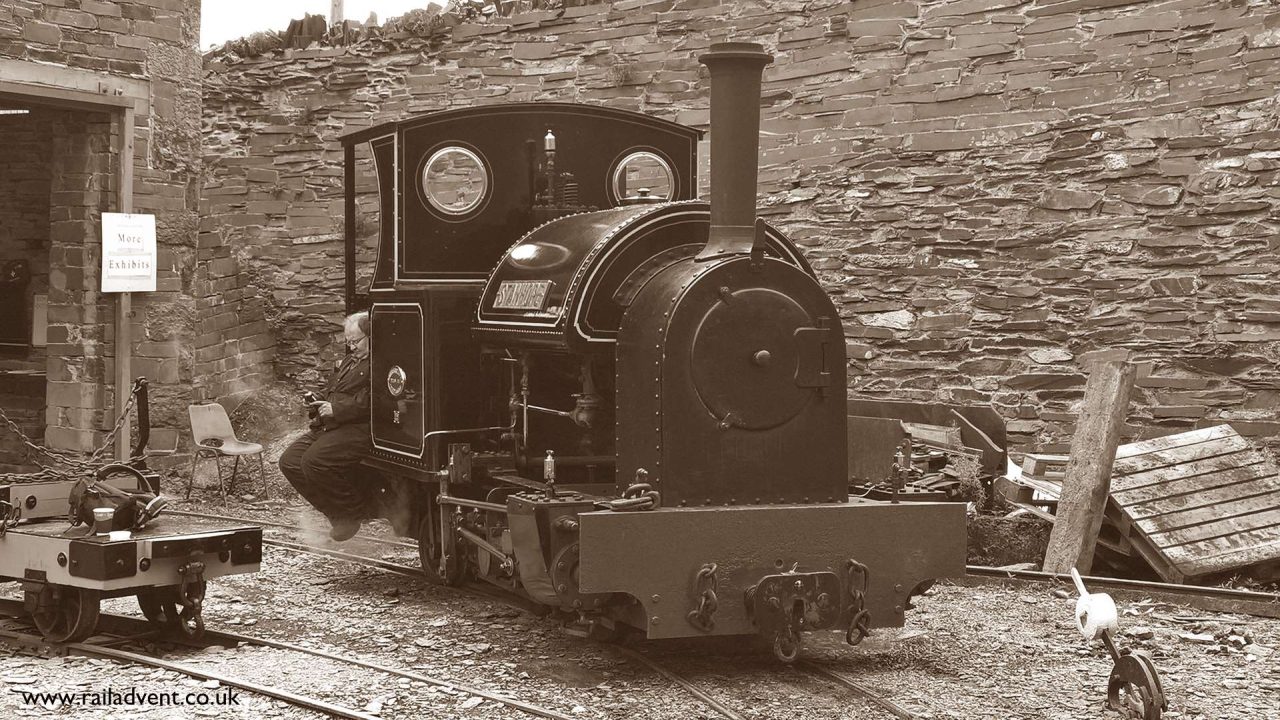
341, 43, 965, 660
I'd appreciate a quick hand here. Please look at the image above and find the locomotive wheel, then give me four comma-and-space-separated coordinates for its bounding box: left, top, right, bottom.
416, 511, 465, 586
30, 585, 100, 643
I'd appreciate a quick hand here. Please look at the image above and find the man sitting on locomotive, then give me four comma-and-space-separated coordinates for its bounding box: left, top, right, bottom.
279, 311, 374, 541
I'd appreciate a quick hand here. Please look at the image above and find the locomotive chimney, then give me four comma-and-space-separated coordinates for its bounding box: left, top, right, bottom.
697, 41, 773, 260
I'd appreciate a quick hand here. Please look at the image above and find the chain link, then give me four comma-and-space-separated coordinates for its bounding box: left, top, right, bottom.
0, 385, 142, 485
0, 500, 20, 536
686, 563, 719, 632
845, 558, 872, 646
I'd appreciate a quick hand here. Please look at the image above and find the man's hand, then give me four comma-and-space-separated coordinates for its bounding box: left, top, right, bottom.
311, 401, 334, 418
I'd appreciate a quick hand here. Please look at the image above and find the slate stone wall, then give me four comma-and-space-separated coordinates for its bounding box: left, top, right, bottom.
202, 0, 1280, 454
0, 1, 202, 458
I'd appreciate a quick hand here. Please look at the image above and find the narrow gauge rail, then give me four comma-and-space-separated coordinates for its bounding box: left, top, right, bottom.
965, 565, 1280, 618
0, 597, 572, 720
173, 508, 916, 719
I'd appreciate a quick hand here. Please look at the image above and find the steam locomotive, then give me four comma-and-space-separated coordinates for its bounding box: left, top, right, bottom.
339, 42, 964, 661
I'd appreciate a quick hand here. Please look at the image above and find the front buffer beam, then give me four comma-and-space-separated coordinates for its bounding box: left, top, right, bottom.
577, 501, 965, 641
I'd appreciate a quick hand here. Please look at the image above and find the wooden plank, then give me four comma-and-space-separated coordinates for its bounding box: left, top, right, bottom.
1137, 489, 1280, 537
1111, 448, 1269, 493
949, 409, 1002, 458
0, 59, 149, 106
1114, 424, 1236, 460
1022, 454, 1067, 476
1044, 357, 1136, 575
114, 104, 135, 460
994, 475, 1034, 504
1111, 434, 1251, 475
1127, 530, 1186, 583
902, 422, 962, 450
1146, 506, 1280, 547
1120, 469, 1280, 519
0, 79, 138, 111
1006, 502, 1056, 522
1017, 475, 1062, 499
1166, 531, 1280, 578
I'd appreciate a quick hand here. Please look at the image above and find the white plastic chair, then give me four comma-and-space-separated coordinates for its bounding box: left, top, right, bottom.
187, 403, 264, 501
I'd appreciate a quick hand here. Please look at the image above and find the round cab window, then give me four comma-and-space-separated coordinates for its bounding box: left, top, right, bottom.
612, 151, 673, 204
423, 147, 488, 216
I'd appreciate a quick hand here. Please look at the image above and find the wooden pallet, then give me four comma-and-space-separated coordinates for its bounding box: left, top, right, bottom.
1110, 425, 1280, 583
996, 453, 1065, 506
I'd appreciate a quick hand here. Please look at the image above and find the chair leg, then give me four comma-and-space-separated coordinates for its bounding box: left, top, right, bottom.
186, 451, 199, 500
228, 455, 241, 496
214, 455, 227, 504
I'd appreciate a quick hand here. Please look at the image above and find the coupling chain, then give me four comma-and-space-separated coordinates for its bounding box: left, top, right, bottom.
845, 558, 872, 646
686, 562, 719, 632
0, 500, 20, 537
177, 553, 207, 639
0, 386, 140, 485
607, 481, 662, 511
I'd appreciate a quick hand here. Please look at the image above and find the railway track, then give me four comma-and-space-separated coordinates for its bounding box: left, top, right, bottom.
169, 508, 921, 719
160, 508, 1280, 719
964, 565, 1280, 618
180, 508, 1280, 618
0, 597, 573, 719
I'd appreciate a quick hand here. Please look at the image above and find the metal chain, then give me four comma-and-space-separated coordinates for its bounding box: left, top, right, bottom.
686, 563, 719, 632
845, 559, 872, 646
0, 387, 142, 484
608, 481, 662, 511
0, 500, 20, 536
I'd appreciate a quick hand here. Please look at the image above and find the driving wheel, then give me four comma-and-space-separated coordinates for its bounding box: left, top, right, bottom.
416, 506, 465, 586
29, 584, 100, 643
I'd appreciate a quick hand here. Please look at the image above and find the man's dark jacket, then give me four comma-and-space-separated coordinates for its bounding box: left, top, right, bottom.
315, 353, 370, 430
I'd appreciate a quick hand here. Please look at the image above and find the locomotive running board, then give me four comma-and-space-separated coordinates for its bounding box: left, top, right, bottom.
576, 501, 965, 639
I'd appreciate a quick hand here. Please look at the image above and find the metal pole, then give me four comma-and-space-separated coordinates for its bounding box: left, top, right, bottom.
343, 142, 355, 311
114, 106, 135, 460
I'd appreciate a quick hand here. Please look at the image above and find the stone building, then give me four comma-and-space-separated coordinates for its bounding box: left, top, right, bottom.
201, 0, 1280, 457
0, 0, 201, 470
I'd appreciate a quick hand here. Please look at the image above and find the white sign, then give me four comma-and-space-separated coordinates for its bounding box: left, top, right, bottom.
101, 212, 156, 292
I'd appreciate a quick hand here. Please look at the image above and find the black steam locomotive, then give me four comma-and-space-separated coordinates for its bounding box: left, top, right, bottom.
339, 43, 964, 661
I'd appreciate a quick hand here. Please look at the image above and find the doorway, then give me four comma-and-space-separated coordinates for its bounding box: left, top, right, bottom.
0, 85, 128, 467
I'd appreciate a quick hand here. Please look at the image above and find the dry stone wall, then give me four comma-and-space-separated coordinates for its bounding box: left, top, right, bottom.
203, 0, 1280, 454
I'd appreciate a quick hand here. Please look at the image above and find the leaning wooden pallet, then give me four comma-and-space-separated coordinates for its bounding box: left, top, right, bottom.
1110, 425, 1280, 584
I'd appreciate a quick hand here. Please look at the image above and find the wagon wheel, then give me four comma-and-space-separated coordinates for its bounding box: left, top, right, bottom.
138, 581, 206, 639
416, 506, 465, 586
137, 587, 181, 629
30, 585, 100, 643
